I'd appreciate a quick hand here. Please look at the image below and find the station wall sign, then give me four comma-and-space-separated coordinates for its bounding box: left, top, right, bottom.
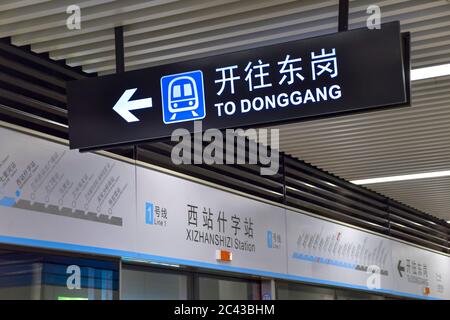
1, 126, 449, 299
67, 22, 409, 150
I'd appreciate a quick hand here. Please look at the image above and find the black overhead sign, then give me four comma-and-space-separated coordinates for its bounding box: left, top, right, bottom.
67, 22, 410, 150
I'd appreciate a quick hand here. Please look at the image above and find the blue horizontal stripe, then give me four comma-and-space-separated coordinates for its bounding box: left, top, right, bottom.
0, 197, 15, 207
292, 252, 358, 271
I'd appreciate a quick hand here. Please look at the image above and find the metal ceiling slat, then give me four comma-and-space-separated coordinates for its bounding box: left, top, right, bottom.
281, 128, 450, 150
377, 191, 450, 198
286, 145, 450, 164
412, 82, 450, 94
284, 166, 390, 209
412, 86, 450, 98
64, 0, 406, 66
386, 197, 450, 203
0, 55, 66, 89
0, 88, 67, 117
323, 164, 450, 180
0, 103, 68, 132
0, 0, 51, 12
0, 0, 115, 26
297, 166, 450, 182
1, 0, 179, 38
413, 34, 450, 50
279, 112, 450, 139
31, 29, 114, 53
10, 0, 241, 45
287, 182, 384, 218
412, 87, 450, 98
395, 206, 448, 212
305, 156, 450, 171
413, 50, 450, 65
50, 0, 302, 60
316, 156, 450, 171
413, 51, 450, 67
281, 129, 450, 154
412, 74, 450, 86
374, 188, 450, 196
35, 0, 302, 55
370, 176, 450, 187
377, 194, 450, 201
8, 0, 449, 75
404, 11, 450, 34
277, 111, 450, 140
279, 117, 450, 146
373, 189, 450, 196
0, 40, 87, 80
412, 25, 450, 43
285, 158, 450, 174
302, 157, 450, 174
84, 24, 339, 72
83, 2, 450, 73
100, 3, 450, 72
393, 207, 448, 217
0, 71, 66, 103
385, 194, 450, 220
371, 186, 450, 194
273, 100, 450, 134
65, 2, 340, 66
323, 160, 450, 174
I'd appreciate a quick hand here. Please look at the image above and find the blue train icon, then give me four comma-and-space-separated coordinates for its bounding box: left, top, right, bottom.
168, 76, 199, 119
161, 70, 205, 124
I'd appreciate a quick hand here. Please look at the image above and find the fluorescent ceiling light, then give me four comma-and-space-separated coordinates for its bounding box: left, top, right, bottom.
351, 170, 450, 185
411, 63, 450, 81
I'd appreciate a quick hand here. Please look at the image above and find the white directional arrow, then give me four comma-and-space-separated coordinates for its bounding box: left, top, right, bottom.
113, 88, 152, 122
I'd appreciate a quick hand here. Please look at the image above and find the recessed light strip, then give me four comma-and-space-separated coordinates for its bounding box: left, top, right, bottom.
411, 63, 450, 81
351, 170, 450, 185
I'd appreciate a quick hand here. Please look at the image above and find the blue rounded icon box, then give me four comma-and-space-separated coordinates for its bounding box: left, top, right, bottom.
160, 70, 206, 124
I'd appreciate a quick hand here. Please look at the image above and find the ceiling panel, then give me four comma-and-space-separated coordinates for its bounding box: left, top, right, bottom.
368, 176, 450, 220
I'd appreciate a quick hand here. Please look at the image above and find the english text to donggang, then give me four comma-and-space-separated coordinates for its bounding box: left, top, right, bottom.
213, 48, 342, 117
